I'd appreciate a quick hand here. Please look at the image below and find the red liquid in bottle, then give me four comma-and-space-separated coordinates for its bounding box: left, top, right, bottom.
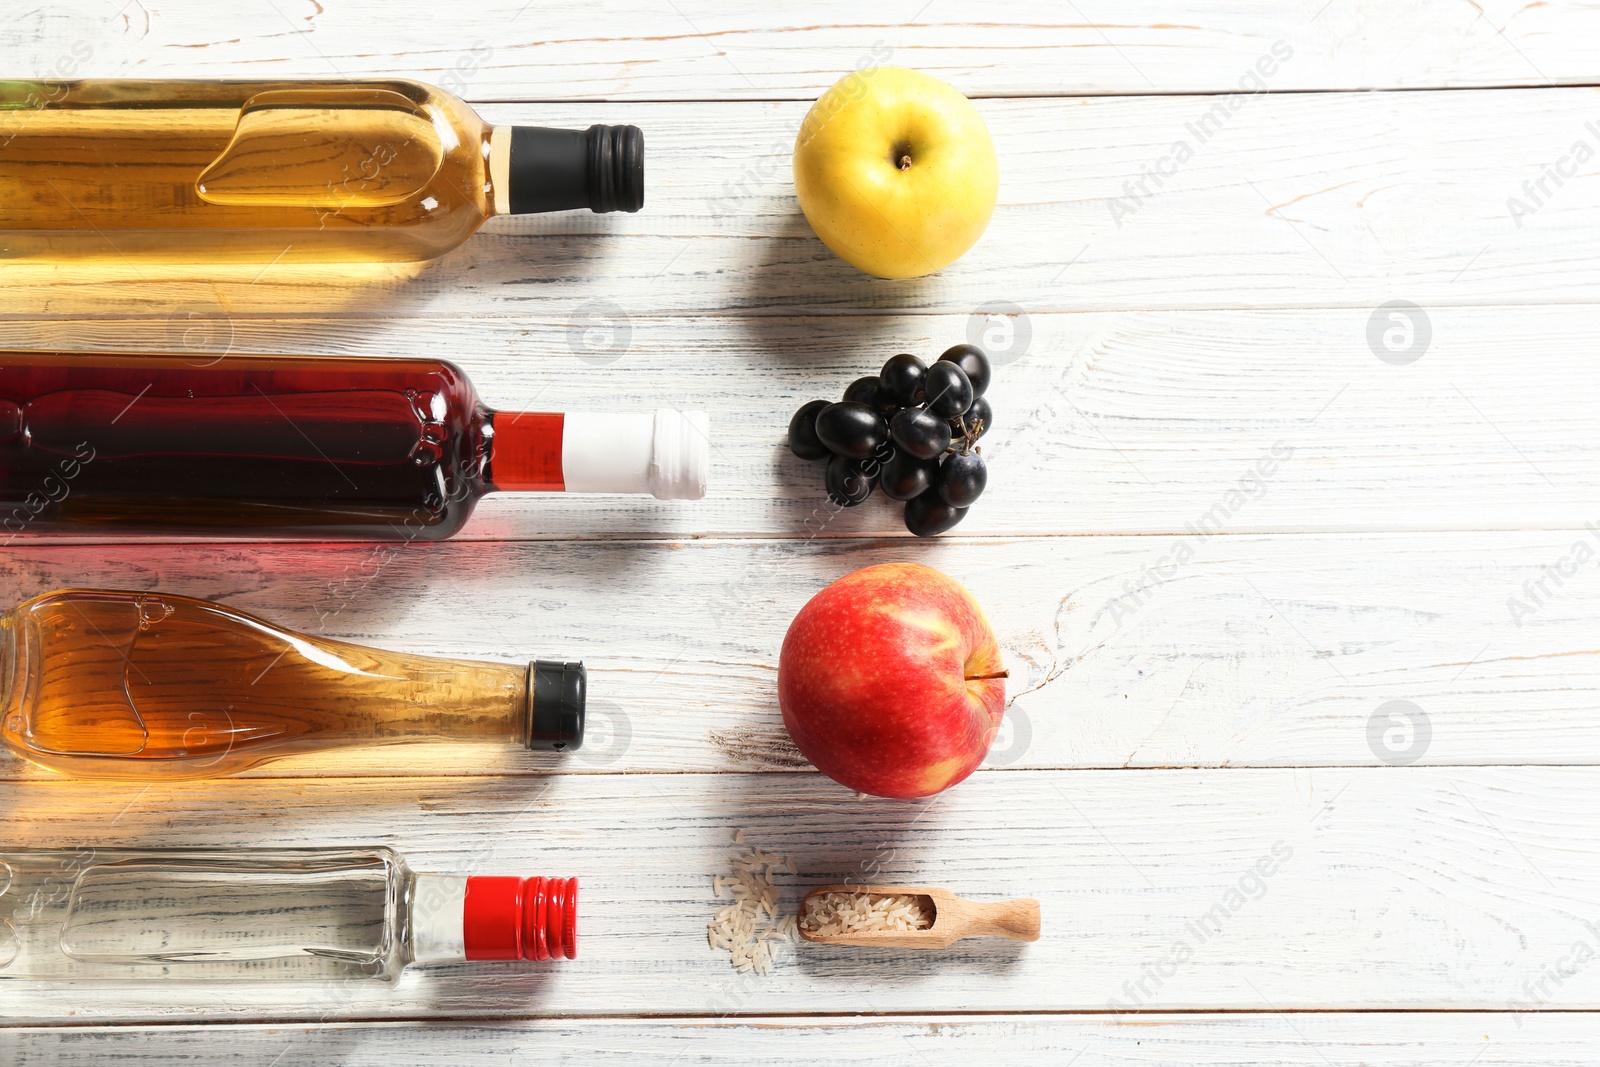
0, 354, 505, 539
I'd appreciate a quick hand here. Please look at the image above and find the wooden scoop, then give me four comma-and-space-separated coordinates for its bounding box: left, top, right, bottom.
797, 884, 1041, 949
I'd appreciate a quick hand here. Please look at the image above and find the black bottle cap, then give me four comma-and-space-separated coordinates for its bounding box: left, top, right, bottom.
508, 124, 644, 215
527, 660, 586, 751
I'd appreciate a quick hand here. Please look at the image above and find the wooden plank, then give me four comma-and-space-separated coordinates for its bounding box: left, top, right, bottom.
0, 531, 1598, 779
12, 1, 1600, 100
1, 768, 1600, 1021
6, 4, 1595, 1051
0, 301, 1596, 541
0, 1013, 1585, 1063
5, 89, 1600, 317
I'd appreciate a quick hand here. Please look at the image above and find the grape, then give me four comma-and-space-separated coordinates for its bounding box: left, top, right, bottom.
938, 451, 986, 508
787, 399, 831, 460
879, 353, 927, 406
923, 361, 973, 418
890, 408, 953, 460
815, 401, 887, 459
879, 449, 936, 501
795, 345, 995, 525
938, 344, 992, 398
968, 395, 993, 431
825, 453, 875, 507
843, 375, 886, 407
905, 488, 967, 537
953, 395, 992, 442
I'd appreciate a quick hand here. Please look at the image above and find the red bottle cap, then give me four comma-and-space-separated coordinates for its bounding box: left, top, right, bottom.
463, 876, 579, 961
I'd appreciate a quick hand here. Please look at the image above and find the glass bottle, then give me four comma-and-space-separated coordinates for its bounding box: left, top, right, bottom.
0, 845, 576, 980
0, 78, 643, 264
0, 352, 708, 540
0, 588, 587, 780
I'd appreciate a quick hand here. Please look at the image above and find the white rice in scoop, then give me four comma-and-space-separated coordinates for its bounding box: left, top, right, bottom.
799, 891, 933, 936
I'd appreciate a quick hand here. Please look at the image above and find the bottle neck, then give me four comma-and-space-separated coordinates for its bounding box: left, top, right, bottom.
486, 123, 644, 216
485, 409, 709, 499
311, 645, 528, 747
489, 125, 513, 217
408, 874, 579, 967
486, 410, 566, 491
242, 653, 582, 753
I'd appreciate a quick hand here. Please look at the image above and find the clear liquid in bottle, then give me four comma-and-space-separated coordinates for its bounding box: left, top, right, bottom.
0, 846, 577, 981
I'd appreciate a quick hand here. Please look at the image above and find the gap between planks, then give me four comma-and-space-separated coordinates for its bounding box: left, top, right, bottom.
0, 1006, 1593, 1030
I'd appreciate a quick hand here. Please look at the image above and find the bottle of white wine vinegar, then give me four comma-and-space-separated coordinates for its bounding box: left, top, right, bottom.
0, 79, 643, 264
0, 846, 578, 980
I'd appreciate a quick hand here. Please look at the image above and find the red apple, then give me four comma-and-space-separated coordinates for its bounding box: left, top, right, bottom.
777, 562, 1007, 798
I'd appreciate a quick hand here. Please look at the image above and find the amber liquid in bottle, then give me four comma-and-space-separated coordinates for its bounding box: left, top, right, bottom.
0, 79, 643, 264
0, 589, 585, 780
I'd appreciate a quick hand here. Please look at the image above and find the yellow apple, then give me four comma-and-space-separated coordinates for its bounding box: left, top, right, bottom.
793, 67, 998, 279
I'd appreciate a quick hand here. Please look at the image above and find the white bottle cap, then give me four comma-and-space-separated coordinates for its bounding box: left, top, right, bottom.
561, 410, 708, 500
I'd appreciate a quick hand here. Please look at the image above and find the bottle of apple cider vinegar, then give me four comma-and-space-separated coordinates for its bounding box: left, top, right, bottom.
0, 588, 588, 780
0, 79, 643, 264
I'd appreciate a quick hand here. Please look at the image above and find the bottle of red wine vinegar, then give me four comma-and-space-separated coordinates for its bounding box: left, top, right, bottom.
0, 353, 707, 540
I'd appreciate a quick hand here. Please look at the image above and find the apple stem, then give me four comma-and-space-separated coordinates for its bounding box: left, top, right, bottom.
966, 670, 1011, 681
898, 154, 912, 171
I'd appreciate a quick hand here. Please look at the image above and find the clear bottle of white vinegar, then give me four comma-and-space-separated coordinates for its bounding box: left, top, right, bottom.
0, 846, 576, 981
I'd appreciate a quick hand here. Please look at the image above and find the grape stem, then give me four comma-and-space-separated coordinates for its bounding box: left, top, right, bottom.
948, 418, 985, 455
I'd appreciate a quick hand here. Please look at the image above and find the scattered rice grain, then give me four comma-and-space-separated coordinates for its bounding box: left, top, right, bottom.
707, 834, 796, 975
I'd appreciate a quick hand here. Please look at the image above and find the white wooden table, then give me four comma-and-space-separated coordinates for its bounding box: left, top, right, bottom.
8, 1, 1600, 1062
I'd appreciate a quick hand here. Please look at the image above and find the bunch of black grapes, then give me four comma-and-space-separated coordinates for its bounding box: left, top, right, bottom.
787, 344, 991, 536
